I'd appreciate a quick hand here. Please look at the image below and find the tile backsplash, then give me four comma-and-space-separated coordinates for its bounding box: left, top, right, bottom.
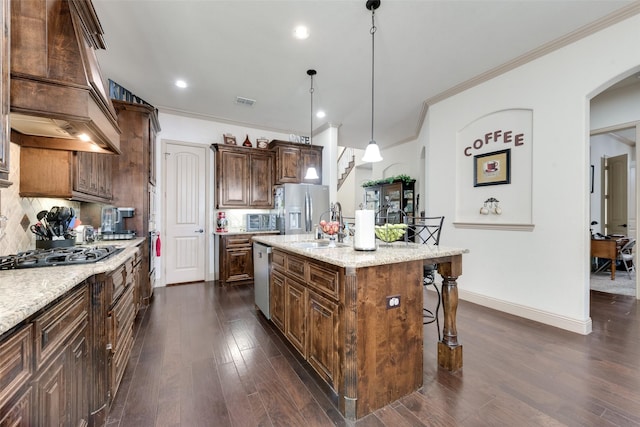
0, 142, 81, 256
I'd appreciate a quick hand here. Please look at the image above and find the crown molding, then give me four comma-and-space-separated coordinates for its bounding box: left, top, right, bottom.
425, 2, 640, 107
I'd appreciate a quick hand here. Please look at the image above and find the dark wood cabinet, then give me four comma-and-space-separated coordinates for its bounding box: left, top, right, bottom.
32, 285, 89, 427
0, 0, 10, 188
0, 324, 32, 427
219, 234, 254, 285
212, 144, 274, 209
270, 249, 341, 391
307, 290, 339, 387
0, 247, 142, 426
111, 100, 160, 306
285, 277, 307, 356
19, 147, 114, 202
270, 270, 286, 332
270, 140, 323, 184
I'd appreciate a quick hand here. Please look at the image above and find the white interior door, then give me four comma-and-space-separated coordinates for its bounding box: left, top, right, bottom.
164, 142, 206, 284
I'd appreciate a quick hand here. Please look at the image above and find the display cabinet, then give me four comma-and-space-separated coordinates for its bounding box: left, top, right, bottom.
364, 179, 415, 225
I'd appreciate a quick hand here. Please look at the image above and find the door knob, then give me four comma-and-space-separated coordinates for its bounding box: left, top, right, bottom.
195, 229, 204, 233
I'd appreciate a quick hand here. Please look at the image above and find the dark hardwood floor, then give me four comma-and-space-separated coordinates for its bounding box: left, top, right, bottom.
106, 283, 640, 427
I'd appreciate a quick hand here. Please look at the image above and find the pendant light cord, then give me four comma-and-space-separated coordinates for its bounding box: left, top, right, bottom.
307, 69, 316, 145
310, 74, 314, 145
370, 8, 376, 143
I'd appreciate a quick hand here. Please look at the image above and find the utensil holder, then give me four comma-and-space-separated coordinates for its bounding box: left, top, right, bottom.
36, 239, 75, 249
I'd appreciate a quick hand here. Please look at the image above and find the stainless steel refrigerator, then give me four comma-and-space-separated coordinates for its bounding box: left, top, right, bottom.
274, 183, 330, 234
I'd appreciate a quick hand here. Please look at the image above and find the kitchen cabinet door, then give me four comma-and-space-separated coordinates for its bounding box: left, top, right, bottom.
19, 147, 113, 202
249, 151, 274, 207
213, 144, 274, 208
0, 324, 32, 427
33, 350, 67, 427
0, 386, 32, 427
285, 277, 307, 357
218, 149, 249, 207
219, 235, 254, 285
270, 270, 286, 333
271, 140, 323, 184
301, 145, 323, 184
273, 144, 301, 184
307, 290, 339, 389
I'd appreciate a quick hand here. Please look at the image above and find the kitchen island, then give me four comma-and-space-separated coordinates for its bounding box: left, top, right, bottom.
252, 233, 468, 420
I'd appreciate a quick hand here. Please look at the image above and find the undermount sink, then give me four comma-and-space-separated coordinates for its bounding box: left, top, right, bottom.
289, 241, 348, 249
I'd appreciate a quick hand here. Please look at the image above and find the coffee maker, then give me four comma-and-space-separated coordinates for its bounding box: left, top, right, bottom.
101, 206, 136, 240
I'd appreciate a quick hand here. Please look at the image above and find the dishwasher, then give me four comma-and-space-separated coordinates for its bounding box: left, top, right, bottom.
253, 242, 272, 319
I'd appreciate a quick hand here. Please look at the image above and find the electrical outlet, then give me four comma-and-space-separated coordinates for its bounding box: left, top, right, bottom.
386, 295, 401, 309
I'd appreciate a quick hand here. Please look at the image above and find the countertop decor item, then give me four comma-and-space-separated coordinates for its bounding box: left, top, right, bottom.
223, 133, 236, 145
243, 134, 252, 147
256, 137, 269, 148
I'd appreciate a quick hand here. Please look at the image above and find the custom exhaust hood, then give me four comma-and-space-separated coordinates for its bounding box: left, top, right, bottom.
10, 0, 121, 154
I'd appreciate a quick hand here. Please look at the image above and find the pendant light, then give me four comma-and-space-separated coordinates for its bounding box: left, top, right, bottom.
304, 69, 320, 180
362, 0, 383, 163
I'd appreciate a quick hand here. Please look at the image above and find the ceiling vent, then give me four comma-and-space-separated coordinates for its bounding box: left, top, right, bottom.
235, 96, 256, 106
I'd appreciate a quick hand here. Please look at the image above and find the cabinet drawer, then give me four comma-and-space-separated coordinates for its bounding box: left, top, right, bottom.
225, 236, 252, 247
0, 325, 32, 407
272, 250, 285, 271
109, 264, 127, 303
308, 262, 339, 300
109, 285, 135, 355
34, 286, 88, 370
285, 254, 306, 281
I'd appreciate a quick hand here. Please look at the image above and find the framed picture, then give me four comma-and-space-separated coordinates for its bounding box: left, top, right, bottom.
473, 149, 511, 187
223, 134, 236, 145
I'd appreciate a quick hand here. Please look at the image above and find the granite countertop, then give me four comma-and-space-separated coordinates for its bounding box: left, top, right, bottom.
252, 234, 469, 269
212, 230, 280, 236
0, 238, 145, 336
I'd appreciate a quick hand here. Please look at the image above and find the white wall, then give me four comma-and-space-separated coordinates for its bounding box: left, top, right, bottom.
423, 13, 640, 334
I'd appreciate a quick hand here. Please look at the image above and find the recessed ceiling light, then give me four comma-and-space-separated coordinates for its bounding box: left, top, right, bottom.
316, 111, 326, 119
175, 80, 188, 88
294, 25, 309, 40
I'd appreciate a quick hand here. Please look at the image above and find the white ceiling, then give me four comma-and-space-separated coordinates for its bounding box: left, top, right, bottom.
92, 0, 638, 150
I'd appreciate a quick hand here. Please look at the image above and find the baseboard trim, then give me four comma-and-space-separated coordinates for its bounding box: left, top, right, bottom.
458, 289, 593, 335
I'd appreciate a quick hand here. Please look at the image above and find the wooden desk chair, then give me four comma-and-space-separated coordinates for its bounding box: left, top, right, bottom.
410, 216, 445, 339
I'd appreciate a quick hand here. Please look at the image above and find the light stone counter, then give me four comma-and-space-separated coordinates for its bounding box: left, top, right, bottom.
0, 238, 145, 336
212, 230, 280, 236
252, 233, 469, 269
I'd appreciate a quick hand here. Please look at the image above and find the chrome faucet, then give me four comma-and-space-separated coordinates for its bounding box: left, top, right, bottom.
332, 202, 345, 243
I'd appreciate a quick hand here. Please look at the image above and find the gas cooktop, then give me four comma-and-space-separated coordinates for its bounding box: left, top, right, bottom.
0, 245, 123, 270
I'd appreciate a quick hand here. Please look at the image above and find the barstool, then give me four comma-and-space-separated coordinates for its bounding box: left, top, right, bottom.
410, 216, 445, 340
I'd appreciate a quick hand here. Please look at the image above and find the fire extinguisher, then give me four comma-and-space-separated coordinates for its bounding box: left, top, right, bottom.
156, 233, 161, 257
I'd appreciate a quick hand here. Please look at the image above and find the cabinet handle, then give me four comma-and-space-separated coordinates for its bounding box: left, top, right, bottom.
195, 229, 204, 233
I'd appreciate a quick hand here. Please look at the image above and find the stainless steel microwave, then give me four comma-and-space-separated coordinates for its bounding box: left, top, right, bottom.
246, 213, 277, 232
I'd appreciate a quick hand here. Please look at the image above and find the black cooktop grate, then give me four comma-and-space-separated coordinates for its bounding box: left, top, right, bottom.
0, 246, 123, 270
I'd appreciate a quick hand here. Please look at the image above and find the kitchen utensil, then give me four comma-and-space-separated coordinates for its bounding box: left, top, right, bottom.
37, 210, 53, 239
57, 207, 71, 236
46, 207, 61, 237
30, 223, 49, 239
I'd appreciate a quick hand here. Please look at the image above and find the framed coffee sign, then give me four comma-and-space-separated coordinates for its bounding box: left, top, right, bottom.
474, 149, 511, 187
